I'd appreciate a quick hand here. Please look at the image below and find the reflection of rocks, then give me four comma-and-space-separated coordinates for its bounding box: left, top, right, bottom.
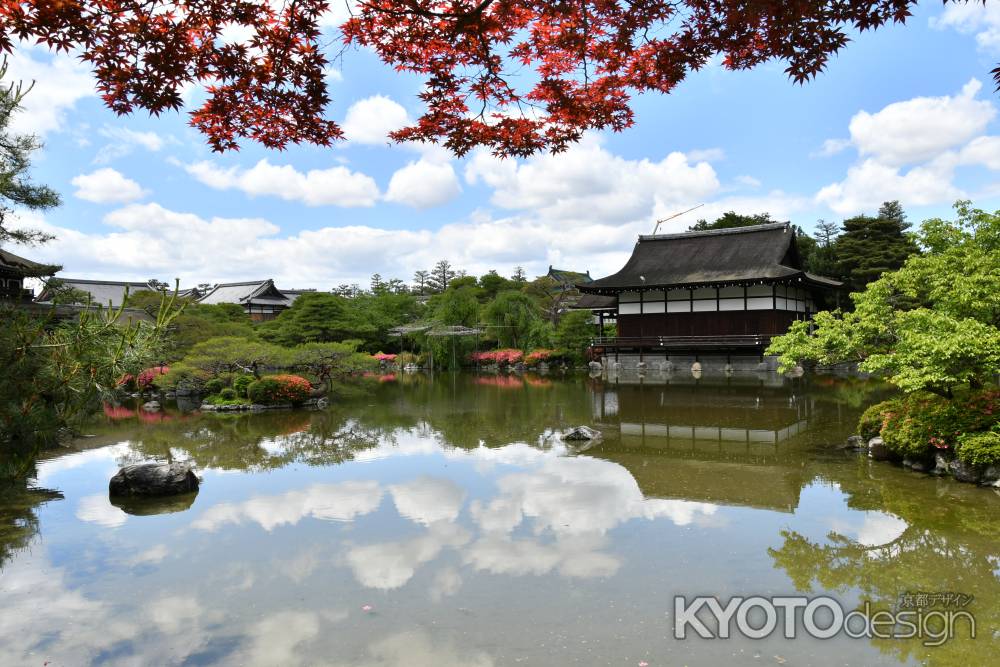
110, 492, 198, 516
561, 425, 602, 442
109, 462, 200, 497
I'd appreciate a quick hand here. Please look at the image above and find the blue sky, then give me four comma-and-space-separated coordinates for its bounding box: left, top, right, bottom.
8, 1, 1000, 289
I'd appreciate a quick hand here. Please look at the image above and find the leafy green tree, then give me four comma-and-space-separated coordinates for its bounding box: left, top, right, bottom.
511, 266, 527, 285
483, 290, 542, 350
478, 270, 513, 301
178, 336, 280, 379
688, 211, 774, 231
768, 202, 1000, 398
554, 310, 597, 362
259, 292, 374, 347
806, 220, 840, 277
834, 201, 919, 294
283, 342, 377, 393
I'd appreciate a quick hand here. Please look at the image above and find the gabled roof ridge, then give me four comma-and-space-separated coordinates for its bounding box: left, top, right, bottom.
50, 277, 152, 286
211, 279, 272, 287
638, 221, 789, 242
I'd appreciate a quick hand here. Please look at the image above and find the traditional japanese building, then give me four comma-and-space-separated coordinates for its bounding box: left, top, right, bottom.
197, 280, 307, 321
35, 278, 155, 308
578, 223, 841, 355
0, 248, 59, 302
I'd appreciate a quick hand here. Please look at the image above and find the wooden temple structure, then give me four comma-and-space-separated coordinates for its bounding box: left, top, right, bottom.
0, 248, 58, 302
577, 223, 842, 355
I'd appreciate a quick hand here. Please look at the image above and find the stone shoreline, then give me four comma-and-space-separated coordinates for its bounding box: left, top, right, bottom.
847, 435, 1000, 488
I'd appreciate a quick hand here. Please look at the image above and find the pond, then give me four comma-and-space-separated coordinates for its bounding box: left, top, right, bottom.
1, 372, 997, 666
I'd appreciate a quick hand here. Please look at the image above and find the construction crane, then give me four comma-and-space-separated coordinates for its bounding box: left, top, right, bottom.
652, 203, 705, 235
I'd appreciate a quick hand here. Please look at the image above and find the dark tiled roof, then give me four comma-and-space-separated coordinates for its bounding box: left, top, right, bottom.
0, 248, 60, 277
547, 266, 592, 285
572, 293, 617, 310
581, 223, 840, 291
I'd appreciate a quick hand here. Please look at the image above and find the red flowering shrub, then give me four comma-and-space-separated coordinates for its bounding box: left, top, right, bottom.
524, 349, 553, 367
373, 352, 397, 362
137, 366, 169, 388
469, 349, 523, 367
247, 374, 312, 405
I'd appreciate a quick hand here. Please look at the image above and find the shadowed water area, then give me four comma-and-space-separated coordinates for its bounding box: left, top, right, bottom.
1, 372, 997, 666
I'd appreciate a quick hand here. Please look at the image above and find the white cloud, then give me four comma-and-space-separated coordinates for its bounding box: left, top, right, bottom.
846, 79, 995, 166
341, 94, 411, 144
185, 158, 379, 207
816, 157, 964, 215
71, 167, 148, 203
346, 523, 470, 590
4, 45, 94, 136
389, 476, 466, 525
94, 126, 167, 163
75, 494, 128, 528
386, 159, 461, 208
192, 480, 383, 531
932, 0, 1000, 54
815, 79, 1000, 215
465, 134, 720, 225
685, 147, 725, 162
813, 138, 851, 158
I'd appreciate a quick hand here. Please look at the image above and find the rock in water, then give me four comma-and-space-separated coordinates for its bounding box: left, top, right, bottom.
868, 437, 891, 461
587, 361, 602, 372
846, 435, 865, 451
562, 426, 603, 442
950, 459, 982, 484
109, 462, 199, 497
142, 401, 161, 412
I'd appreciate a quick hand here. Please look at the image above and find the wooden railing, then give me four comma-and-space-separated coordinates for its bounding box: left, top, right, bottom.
590, 335, 774, 350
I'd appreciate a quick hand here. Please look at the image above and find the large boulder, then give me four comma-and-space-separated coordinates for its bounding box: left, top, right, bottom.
109, 462, 199, 497
981, 466, 1000, 487
950, 459, 982, 484
868, 437, 891, 461
142, 401, 161, 412
933, 452, 953, 476
562, 425, 603, 442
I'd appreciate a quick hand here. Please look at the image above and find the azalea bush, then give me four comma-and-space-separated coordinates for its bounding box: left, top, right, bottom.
469, 349, 523, 367
858, 389, 1000, 462
524, 349, 554, 367
247, 375, 312, 405
373, 352, 397, 363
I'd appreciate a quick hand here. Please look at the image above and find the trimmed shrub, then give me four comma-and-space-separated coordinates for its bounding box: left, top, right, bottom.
957, 428, 1000, 467
233, 374, 254, 398
247, 374, 312, 405
219, 387, 238, 400
857, 399, 902, 442
203, 378, 226, 396
469, 349, 524, 367
865, 389, 1000, 460
524, 349, 554, 367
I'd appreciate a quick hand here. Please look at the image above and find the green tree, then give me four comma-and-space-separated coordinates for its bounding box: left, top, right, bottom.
688, 211, 774, 231
767, 202, 1000, 398
259, 292, 374, 347
412, 270, 430, 295
483, 290, 543, 350
427, 259, 457, 293
0, 60, 60, 248
478, 270, 513, 301
806, 220, 841, 277
834, 201, 919, 294
554, 310, 597, 363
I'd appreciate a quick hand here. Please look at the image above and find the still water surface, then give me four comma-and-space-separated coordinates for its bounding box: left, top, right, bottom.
1, 372, 997, 666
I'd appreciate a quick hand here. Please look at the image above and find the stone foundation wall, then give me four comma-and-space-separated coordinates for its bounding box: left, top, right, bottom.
600, 353, 780, 373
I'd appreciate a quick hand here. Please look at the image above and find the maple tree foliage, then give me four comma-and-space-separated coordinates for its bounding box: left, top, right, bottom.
0, 1, 994, 156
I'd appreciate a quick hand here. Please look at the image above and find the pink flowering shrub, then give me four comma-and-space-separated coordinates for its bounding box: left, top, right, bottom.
373, 352, 397, 362
247, 374, 313, 405
524, 349, 554, 367
469, 349, 523, 366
